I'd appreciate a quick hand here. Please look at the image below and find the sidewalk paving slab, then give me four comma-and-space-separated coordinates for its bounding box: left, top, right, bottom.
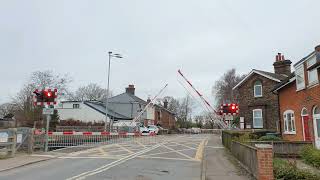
0, 153, 54, 172
202, 135, 253, 180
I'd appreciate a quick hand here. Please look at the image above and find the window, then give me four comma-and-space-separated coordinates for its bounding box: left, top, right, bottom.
295, 65, 305, 90
254, 81, 262, 97
73, 104, 80, 109
307, 57, 319, 86
313, 106, 320, 138
253, 109, 263, 128
301, 108, 308, 116
283, 110, 296, 134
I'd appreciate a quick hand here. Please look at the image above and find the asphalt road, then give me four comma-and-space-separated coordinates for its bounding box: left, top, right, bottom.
0, 134, 249, 180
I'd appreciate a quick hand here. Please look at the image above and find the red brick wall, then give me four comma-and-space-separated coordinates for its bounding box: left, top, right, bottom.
256, 145, 274, 180
278, 67, 320, 141
154, 109, 175, 129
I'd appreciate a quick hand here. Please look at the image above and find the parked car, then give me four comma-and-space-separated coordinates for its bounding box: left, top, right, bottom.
139, 125, 149, 133
147, 125, 159, 134
191, 127, 201, 134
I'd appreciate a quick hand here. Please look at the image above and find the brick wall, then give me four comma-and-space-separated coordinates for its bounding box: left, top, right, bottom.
278, 67, 320, 142
154, 108, 175, 129
256, 144, 274, 180
238, 74, 280, 130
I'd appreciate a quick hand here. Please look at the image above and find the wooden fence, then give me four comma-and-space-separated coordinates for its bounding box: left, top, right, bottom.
248, 141, 312, 157
231, 141, 259, 178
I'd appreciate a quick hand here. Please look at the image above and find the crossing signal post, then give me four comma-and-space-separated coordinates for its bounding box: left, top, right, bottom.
220, 103, 239, 128
33, 89, 57, 152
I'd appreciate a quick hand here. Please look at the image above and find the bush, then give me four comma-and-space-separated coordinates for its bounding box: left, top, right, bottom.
301, 146, 320, 169
273, 158, 320, 180
258, 135, 282, 141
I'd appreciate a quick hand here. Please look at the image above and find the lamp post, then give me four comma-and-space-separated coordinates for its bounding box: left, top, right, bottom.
105, 51, 122, 132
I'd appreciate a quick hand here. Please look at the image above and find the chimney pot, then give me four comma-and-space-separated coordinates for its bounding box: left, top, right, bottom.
125, 84, 135, 95
163, 99, 168, 109
273, 53, 292, 76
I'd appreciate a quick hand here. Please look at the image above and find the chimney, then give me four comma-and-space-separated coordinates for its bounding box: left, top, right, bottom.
125, 85, 135, 95
163, 99, 168, 109
273, 53, 292, 76
315, 45, 320, 61
147, 96, 151, 104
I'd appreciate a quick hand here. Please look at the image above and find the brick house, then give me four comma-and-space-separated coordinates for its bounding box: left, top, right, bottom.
233, 54, 290, 130
145, 99, 176, 129
273, 45, 320, 148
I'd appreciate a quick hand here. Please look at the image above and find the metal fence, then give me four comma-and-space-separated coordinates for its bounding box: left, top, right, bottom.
0, 128, 16, 157
33, 131, 158, 150
0, 128, 34, 158
231, 141, 258, 178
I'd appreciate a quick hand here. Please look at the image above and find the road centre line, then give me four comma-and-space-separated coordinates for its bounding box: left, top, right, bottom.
66, 141, 168, 180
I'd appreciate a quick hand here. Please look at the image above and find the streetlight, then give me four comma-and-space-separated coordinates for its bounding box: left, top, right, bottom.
105, 51, 123, 132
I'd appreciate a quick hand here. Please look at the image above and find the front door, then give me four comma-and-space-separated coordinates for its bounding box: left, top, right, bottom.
313, 115, 320, 149
303, 116, 312, 141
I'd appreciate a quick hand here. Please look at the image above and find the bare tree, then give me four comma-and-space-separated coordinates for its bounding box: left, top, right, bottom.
0, 103, 16, 118
12, 71, 71, 127
69, 83, 112, 101
212, 68, 245, 107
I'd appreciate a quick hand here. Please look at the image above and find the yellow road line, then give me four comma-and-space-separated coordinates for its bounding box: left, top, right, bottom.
135, 140, 147, 148
116, 144, 134, 154
162, 144, 194, 160
172, 142, 197, 150
140, 148, 193, 157
194, 139, 207, 161
137, 156, 198, 162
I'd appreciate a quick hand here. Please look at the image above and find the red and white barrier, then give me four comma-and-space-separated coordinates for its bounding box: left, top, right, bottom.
35, 130, 156, 136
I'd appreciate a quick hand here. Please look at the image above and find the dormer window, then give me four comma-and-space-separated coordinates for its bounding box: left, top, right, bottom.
296, 64, 305, 90
254, 81, 262, 97
307, 56, 319, 86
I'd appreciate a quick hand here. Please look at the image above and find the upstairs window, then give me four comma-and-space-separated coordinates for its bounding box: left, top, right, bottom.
307, 56, 319, 86
73, 104, 80, 109
296, 65, 305, 90
254, 81, 262, 97
284, 110, 296, 134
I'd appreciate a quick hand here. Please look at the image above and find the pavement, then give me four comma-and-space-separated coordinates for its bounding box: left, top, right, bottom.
202, 134, 252, 180
0, 134, 251, 180
0, 153, 53, 172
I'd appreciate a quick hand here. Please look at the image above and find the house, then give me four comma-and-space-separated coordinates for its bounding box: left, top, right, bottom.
233, 53, 291, 130
145, 99, 176, 129
56, 101, 131, 123
273, 45, 320, 148
57, 85, 176, 129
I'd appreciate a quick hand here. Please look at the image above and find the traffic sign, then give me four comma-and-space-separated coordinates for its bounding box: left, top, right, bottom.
43, 108, 54, 115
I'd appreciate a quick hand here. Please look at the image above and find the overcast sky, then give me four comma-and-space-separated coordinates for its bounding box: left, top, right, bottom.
1, 0, 320, 106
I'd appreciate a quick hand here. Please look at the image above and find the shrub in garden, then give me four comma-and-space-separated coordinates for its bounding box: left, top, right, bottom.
258, 135, 282, 141
301, 145, 320, 169
273, 158, 320, 180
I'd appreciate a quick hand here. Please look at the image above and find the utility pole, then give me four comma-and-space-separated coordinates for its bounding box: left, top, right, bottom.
44, 106, 51, 152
